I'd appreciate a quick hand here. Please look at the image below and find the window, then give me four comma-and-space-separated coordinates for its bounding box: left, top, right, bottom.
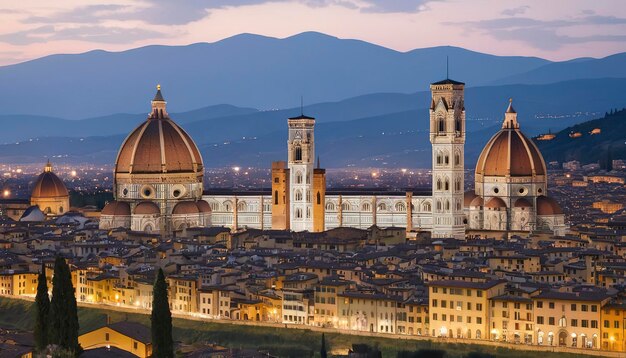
549, 302, 555, 309
592, 320, 598, 329
437, 116, 445, 134
295, 171, 303, 184
548, 317, 555, 325
274, 190, 279, 205
294, 190, 303, 201
615, 321, 620, 329
316, 192, 321, 205
571, 304, 577, 311
581, 304, 588, 312
582, 320, 589, 328
134, 342, 138, 350
294, 145, 302, 161
537, 301, 543, 308
571, 319, 578, 327
395, 202, 406, 212
537, 316, 544, 324
105, 333, 110, 341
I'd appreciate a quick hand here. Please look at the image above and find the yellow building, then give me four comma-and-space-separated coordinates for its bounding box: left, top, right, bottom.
490, 294, 534, 344
313, 277, 350, 328
168, 275, 198, 314
0, 271, 38, 296
337, 291, 404, 334
601, 303, 626, 351
428, 280, 507, 340
79, 322, 152, 358
533, 290, 611, 349
198, 286, 232, 318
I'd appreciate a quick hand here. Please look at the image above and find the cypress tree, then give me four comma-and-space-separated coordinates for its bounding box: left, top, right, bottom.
151, 268, 173, 358
34, 262, 50, 352
48, 257, 80, 356
320, 333, 328, 358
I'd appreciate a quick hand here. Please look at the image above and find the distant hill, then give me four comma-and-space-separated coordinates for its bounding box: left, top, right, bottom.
1, 77, 624, 147
0, 32, 552, 118
494, 53, 626, 85
535, 109, 626, 165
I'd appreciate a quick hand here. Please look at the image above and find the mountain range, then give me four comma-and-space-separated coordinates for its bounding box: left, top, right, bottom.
0, 31, 625, 167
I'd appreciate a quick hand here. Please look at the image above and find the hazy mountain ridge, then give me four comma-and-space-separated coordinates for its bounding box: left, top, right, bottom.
0, 32, 554, 118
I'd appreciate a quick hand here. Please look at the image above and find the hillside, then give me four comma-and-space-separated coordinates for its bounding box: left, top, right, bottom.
535, 109, 626, 164
0, 31, 552, 118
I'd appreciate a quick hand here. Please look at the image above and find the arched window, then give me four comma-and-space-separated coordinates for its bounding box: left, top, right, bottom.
210, 202, 220, 211
294, 145, 302, 161
444, 179, 450, 191
423, 202, 431, 212
295, 208, 303, 218
362, 202, 371, 212
237, 201, 247, 212
444, 155, 449, 165
455, 179, 461, 191
436, 201, 442, 211
445, 200, 450, 211
224, 202, 232, 212
378, 203, 387, 211
294, 189, 303, 201
455, 117, 462, 132
316, 192, 321, 205
341, 202, 350, 211
306, 207, 311, 218
306, 190, 311, 203
436, 179, 442, 191
436, 153, 442, 165
295, 171, 303, 184
395, 202, 406, 212
437, 115, 445, 134
455, 154, 461, 166
274, 190, 279, 205
326, 202, 335, 211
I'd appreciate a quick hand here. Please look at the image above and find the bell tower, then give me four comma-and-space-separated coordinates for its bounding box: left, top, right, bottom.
287, 113, 316, 232
429, 78, 466, 240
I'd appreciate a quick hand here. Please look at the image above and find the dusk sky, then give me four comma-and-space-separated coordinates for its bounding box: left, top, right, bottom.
1, 0, 626, 66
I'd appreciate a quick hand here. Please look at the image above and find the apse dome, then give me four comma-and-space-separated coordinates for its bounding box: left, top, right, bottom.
475, 100, 546, 179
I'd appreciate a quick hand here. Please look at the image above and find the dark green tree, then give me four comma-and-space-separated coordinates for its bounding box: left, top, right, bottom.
34, 262, 50, 352
48, 257, 80, 356
151, 268, 173, 358
320, 333, 327, 358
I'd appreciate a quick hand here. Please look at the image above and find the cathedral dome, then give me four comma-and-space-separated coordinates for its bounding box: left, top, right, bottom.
486, 197, 506, 209
514, 198, 532, 208
475, 100, 546, 178
196, 200, 212, 213
115, 86, 203, 175
536, 195, 563, 215
172, 201, 200, 215
464, 191, 479, 208
31, 162, 69, 199
134, 201, 160, 215
470, 196, 484, 207
102, 201, 131, 216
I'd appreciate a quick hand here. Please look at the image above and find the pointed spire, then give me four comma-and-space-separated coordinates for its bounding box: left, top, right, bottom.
506, 98, 516, 114
150, 84, 168, 119
153, 84, 165, 102
446, 56, 449, 79
502, 98, 519, 129
317, 156, 320, 169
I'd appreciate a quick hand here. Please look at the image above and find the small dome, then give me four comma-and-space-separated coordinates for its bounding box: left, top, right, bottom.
20, 206, 46, 222
31, 162, 69, 199
475, 100, 546, 178
486, 197, 506, 209
134, 201, 160, 215
196, 200, 212, 213
115, 86, 203, 175
464, 191, 479, 208
102, 201, 131, 216
470, 196, 484, 207
514, 198, 532, 208
172, 201, 199, 215
537, 195, 563, 215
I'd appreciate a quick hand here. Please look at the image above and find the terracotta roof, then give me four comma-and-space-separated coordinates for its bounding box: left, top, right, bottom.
172, 201, 199, 215
470, 196, 484, 207
134, 201, 160, 215
486, 197, 506, 209
464, 191, 479, 207
536, 195, 563, 215
115, 88, 203, 175
101, 201, 131, 216
475, 104, 546, 178
31, 163, 68, 199
431, 78, 465, 85
514, 198, 532, 208
196, 200, 212, 213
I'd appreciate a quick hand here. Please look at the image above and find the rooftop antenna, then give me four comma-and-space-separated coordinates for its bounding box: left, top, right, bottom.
317, 156, 320, 169
446, 56, 449, 79
300, 95, 304, 116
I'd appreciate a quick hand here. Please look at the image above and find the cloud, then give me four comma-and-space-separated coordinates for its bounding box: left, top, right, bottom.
359, 0, 432, 13
501, 5, 529, 16
0, 25, 166, 45
450, 14, 626, 50
24, 5, 129, 24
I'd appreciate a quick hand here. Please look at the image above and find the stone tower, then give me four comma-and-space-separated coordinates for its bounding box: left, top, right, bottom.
287, 114, 316, 232
271, 161, 290, 230
429, 78, 466, 240
312, 157, 326, 232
